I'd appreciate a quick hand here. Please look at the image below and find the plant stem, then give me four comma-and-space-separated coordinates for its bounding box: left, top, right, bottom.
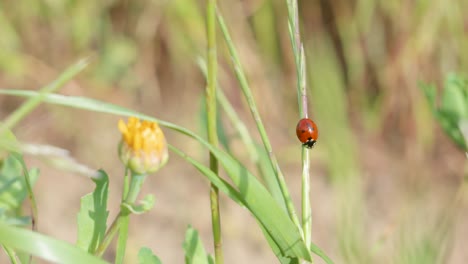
301, 147, 311, 247
95, 173, 146, 258
206, 0, 223, 263
217, 12, 302, 234
286, 0, 313, 255
95, 212, 124, 257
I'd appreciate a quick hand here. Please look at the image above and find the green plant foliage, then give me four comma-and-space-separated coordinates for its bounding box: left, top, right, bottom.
138, 247, 162, 264
0, 90, 333, 262
421, 74, 468, 150
183, 225, 213, 264
0, 154, 38, 226
0, 221, 108, 264
76, 170, 109, 254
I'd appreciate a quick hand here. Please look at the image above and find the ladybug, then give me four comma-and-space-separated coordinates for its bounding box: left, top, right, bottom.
296, 118, 318, 148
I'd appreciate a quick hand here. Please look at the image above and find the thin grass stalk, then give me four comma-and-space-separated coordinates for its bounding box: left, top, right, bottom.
286, 0, 313, 256
0, 58, 89, 135
206, 1, 223, 263
1, 246, 19, 264
216, 12, 302, 234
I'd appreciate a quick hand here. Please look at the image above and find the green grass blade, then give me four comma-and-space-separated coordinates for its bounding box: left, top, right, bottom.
172, 145, 304, 263
197, 58, 285, 210
169, 145, 243, 206
2, 245, 20, 264
0, 221, 108, 264
0, 90, 316, 260
216, 11, 302, 234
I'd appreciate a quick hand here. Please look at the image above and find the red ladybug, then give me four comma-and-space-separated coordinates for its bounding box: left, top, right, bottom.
296, 118, 318, 148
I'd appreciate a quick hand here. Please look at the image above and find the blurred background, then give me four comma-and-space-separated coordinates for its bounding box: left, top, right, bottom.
0, 0, 467, 263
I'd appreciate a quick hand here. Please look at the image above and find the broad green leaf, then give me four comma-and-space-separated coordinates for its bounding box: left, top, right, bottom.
76, 170, 109, 253
138, 247, 162, 264
183, 226, 210, 264
0, 90, 327, 261
0, 221, 108, 264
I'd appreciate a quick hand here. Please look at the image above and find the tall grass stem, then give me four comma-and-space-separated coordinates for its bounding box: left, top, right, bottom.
206, 1, 224, 263
287, 0, 313, 256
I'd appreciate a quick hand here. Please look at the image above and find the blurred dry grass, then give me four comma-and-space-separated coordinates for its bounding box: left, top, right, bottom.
1, 0, 468, 263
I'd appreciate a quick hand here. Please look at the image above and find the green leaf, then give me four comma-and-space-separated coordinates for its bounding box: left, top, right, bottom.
0, 90, 328, 262
0, 221, 108, 264
138, 247, 162, 264
183, 226, 210, 264
420, 75, 468, 150
121, 194, 155, 214
172, 145, 323, 263
0, 154, 38, 224
441, 75, 468, 120
76, 170, 109, 253
419, 82, 438, 114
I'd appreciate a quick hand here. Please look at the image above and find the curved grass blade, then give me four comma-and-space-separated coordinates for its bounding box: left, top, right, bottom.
0, 221, 108, 264
172, 145, 305, 263
0, 90, 328, 261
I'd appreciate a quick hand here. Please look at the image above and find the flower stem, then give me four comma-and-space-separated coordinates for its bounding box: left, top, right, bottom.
95, 173, 147, 258
206, 0, 223, 263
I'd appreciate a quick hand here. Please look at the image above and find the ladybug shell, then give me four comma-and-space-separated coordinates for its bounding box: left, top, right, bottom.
296, 118, 318, 148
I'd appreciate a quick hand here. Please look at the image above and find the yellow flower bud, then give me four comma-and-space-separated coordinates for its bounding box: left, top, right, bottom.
118, 117, 168, 174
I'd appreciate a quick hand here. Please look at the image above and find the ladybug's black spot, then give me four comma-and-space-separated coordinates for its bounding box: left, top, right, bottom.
302, 139, 317, 149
